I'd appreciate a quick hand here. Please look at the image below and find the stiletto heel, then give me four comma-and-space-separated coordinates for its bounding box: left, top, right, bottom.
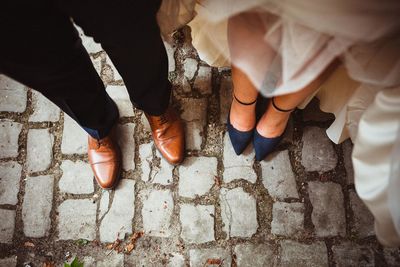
227, 94, 257, 155
253, 98, 294, 161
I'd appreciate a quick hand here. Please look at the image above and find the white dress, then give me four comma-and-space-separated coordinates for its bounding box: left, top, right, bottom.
157, 0, 400, 246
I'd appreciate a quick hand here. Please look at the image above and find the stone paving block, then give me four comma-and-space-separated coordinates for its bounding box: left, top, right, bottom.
220, 187, 258, 238
0, 120, 22, 158
0, 256, 17, 267
141, 189, 173, 237
97, 252, 124, 267
105, 56, 123, 81
183, 58, 198, 80
384, 248, 400, 267
179, 157, 217, 198
185, 121, 203, 150
301, 127, 337, 172
342, 139, 354, 184
271, 202, 304, 237
139, 143, 152, 182
100, 179, 135, 242
0, 75, 27, 113
58, 199, 97, 241
116, 123, 135, 171
29, 91, 60, 122
302, 98, 334, 122
234, 243, 276, 267
164, 41, 176, 72
308, 182, 346, 237
0, 209, 15, 244
167, 253, 185, 267
106, 85, 134, 117
178, 74, 192, 93
26, 129, 53, 173
59, 160, 94, 194
22, 175, 53, 238
219, 75, 232, 124
260, 150, 299, 200
332, 243, 374, 267
91, 55, 102, 77
99, 190, 110, 219
279, 240, 328, 267
149, 150, 173, 185
75, 25, 102, 54
61, 115, 87, 154
180, 204, 215, 244
0, 161, 22, 205
180, 98, 207, 123
140, 112, 151, 134
223, 134, 256, 183
349, 191, 374, 237
189, 248, 231, 267
194, 65, 212, 95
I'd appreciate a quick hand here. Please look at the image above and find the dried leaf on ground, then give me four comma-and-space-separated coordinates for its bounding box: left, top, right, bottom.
24, 241, 35, 247
205, 258, 223, 266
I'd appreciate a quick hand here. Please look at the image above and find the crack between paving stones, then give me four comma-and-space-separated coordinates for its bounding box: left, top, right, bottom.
220, 191, 233, 239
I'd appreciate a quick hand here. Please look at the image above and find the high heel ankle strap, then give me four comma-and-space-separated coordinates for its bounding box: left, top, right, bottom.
233, 94, 257, 106
271, 98, 294, 112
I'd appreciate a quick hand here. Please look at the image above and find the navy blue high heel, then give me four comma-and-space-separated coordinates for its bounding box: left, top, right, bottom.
227, 94, 257, 155
253, 98, 293, 161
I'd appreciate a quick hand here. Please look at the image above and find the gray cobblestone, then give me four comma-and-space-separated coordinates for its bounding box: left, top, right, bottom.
75, 25, 102, 54
185, 121, 203, 150
219, 75, 232, 124
271, 202, 304, 237
180, 98, 207, 123
149, 150, 173, 185
0, 120, 22, 159
342, 140, 354, 184
139, 142, 153, 182
26, 129, 53, 173
0, 161, 22, 205
279, 240, 328, 267
301, 127, 337, 172
261, 150, 299, 200
106, 85, 134, 117
99, 190, 110, 219
116, 123, 135, 171
234, 243, 276, 267
0, 75, 27, 113
308, 182, 346, 237
332, 243, 374, 267
59, 160, 94, 194
29, 91, 60, 122
164, 41, 176, 72
189, 248, 231, 267
91, 55, 102, 77
223, 135, 256, 183
22, 175, 53, 238
0, 256, 17, 266
180, 204, 215, 244
194, 65, 212, 95
140, 112, 151, 134
58, 199, 97, 241
100, 179, 135, 242
61, 115, 87, 154
349, 191, 374, 238
179, 157, 217, 198
183, 58, 198, 80
141, 189, 173, 237
221, 187, 258, 238
0, 209, 15, 244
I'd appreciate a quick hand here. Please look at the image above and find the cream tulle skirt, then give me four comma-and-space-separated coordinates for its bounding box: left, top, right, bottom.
157, 0, 400, 246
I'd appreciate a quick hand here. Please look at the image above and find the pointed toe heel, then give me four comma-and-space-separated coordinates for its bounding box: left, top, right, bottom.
253, 129, 283, 161
227, 114, 254, 155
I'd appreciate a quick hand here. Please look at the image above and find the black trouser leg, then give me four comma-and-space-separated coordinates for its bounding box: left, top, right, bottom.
57, 0, 171, 115
0, 1, 118, 139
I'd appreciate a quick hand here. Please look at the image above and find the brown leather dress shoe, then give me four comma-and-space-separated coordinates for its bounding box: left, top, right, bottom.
88, 134, 121, 189
145, 107, 185, 165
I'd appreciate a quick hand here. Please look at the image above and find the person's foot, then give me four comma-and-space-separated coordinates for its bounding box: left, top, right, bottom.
256, 101, 291, 138
145, 107, 185, 165
229, 97, 256, 132
88, 133, 121, 189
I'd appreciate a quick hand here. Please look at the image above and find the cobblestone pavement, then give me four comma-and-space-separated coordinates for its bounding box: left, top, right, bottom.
1, 26, 399, 267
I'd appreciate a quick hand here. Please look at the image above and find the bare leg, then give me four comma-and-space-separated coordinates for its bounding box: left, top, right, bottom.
229, 65, 258, 131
